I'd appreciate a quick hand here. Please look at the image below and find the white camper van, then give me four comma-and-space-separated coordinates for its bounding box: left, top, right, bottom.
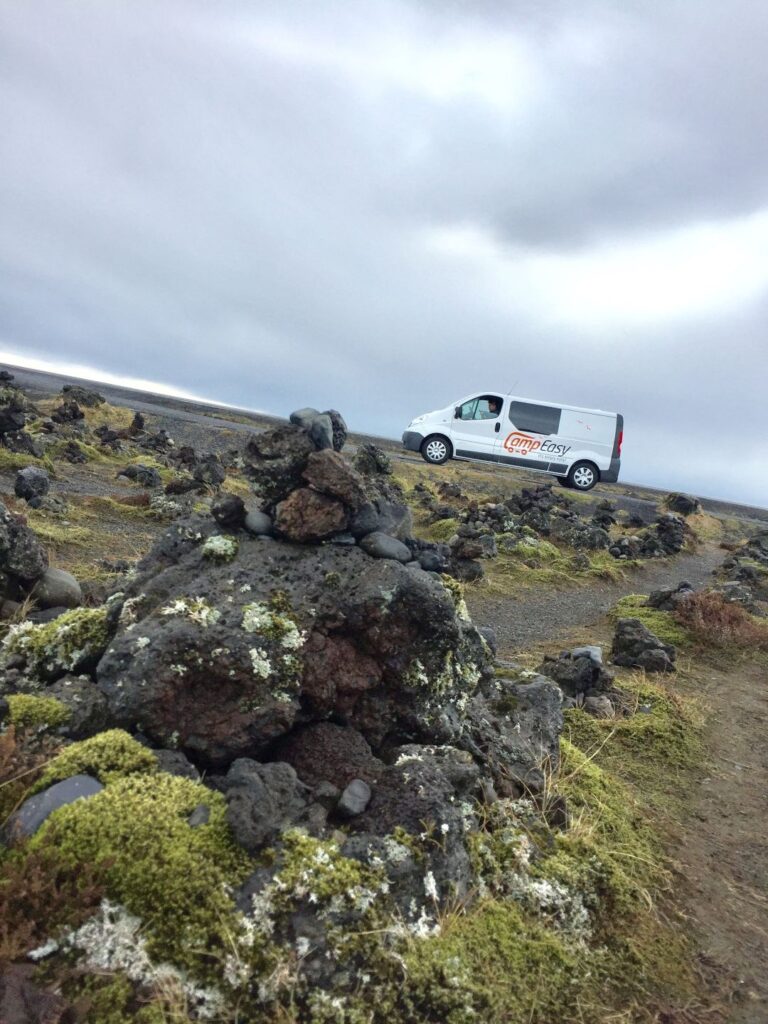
402, 392, 623, 491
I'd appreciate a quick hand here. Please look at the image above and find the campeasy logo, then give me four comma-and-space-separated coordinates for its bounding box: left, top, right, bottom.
503, 432, 571, 459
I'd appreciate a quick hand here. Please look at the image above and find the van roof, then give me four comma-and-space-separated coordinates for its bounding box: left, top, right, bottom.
507, 394, 617, 416
466, 392, 618, 417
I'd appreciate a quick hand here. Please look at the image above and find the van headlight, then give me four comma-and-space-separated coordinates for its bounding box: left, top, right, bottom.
409, 415, 426, 427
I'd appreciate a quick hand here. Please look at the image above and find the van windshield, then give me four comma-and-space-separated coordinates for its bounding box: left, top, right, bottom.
458, 395, 503, 420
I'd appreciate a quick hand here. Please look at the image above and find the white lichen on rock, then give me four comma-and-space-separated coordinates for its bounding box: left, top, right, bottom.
161, 597, 221, 627
1, 607, 110, 680
249, 647, 272, 678
35, 900, 225, 1020
201, 534, 239, 561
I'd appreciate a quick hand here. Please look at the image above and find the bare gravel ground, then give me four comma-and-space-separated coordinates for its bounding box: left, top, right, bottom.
467, 544, 725, 656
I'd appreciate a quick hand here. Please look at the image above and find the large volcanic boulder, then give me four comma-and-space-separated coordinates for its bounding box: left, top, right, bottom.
95, 518, 491, 767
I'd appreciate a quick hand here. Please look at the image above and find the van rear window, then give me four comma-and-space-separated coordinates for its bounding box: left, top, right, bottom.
509, 402, 561, 435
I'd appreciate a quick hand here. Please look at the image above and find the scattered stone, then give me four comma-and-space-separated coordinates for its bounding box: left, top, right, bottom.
244, 510, 273, 536
31, 567, 83, 609
275, 723, 382, 788
0, 395, 27, 434
611, 618, 676, 672
96, 529, 489, 766
353, 444, 392, 476
323, 409, 348, 451
647, 581, 695, 611
2, 774, 103, 843
51, 399, 84, 424
0, 499, 49, 584
244, 424, 316, 506
538, 648, 615, 697
61, 440, 87, 464
571, 645, 603, 664
359, 531, 412, 562
712, 580, 757, 609
289, 407, 334, 450
2, 430, 43, 457
62, 384, 105, 407
549, 516, 610, 550
47, 674, 108, 738
665, 492, 701, 516
224, 759, 309, 854
583, 694, 615, 718
337, 778, 372, 817
193, 453, 226, 487
117, 464, 161, 488
14, 466, 50, 503
211, 494, 246, 529
153, 749, 201, 780
187, 804, 210, 828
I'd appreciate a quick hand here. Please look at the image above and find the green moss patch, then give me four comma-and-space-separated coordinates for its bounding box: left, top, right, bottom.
31, 773, 250, 974
33, 730, 158, 792
391, 900, 579, 1023
419, 516, 459, 543
564, 679, 703, 794
0, 448, 54, 474
610, 594, 691, 646
6, 694, 70, 731
1, 606, 111, 680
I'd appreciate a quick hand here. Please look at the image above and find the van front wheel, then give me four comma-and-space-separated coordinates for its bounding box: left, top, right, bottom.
556, 476, 572, 488
568, 461, 599, 491
421, 435, 452, 465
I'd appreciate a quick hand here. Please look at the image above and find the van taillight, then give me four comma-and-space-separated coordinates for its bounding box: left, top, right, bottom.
617, 431, 623, 456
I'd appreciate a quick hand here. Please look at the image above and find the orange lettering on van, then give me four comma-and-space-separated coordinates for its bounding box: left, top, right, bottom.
504, 432, 542, 454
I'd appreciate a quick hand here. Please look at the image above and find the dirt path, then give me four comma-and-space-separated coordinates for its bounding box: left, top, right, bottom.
468, 551, 768, 1023
676, 658, 768, 1022
466, 545, 724, 656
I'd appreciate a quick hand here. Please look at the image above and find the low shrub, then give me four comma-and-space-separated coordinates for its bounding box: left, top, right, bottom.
675, 591, 768, 650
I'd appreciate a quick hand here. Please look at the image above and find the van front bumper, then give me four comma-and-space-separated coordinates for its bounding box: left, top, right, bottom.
402, 430, 424, 452
601, 457, 621, 483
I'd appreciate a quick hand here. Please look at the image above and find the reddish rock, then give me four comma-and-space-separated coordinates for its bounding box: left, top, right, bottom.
274, 722, 384, 788
302, 450, 367, 510
275, 488, 348, 542
300, 632, 382, 715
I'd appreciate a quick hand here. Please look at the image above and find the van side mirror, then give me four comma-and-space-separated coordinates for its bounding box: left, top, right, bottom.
454, 406, 461, 419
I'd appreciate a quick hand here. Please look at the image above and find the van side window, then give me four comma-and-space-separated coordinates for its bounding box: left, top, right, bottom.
459, 395, 503, 420
509, 401, 561, 435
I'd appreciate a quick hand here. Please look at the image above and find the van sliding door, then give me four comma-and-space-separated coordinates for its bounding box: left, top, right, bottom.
500, 401, 567, 473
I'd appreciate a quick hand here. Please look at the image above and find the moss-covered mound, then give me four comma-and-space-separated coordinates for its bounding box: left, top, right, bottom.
30, 773, 250, 975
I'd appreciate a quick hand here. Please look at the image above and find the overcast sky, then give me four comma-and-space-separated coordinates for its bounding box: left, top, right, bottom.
1, 0, 767, 505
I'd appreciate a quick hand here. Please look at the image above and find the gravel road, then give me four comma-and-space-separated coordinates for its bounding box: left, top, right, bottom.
467, 545, 724, 656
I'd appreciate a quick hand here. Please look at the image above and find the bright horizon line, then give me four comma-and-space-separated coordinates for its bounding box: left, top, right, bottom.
0, 347, 273, 418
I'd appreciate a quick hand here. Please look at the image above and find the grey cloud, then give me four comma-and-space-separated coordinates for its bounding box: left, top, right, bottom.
0, 0, 767, 505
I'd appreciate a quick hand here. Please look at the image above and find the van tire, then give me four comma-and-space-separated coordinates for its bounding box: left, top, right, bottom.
568, 461, 599, 491
556, 476, 572, 488
421, 435, 452, 465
